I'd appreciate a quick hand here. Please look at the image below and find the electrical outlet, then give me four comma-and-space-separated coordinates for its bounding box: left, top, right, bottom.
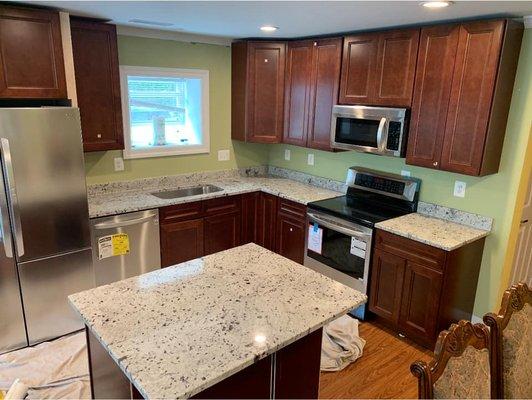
113, 157, 124, 172
401, 170, 411, 177
218, 149, 230, 161
307, 153, 315, 166
454, 181, 467, 198
284, 149, 291, 161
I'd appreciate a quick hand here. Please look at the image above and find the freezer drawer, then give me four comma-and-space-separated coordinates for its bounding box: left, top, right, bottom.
90, 209, 161, 287
17, 248, 94, 345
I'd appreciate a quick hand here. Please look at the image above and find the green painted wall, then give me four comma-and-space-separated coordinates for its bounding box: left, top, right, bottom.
84, 35, 269, 185
268, 29, 532, 316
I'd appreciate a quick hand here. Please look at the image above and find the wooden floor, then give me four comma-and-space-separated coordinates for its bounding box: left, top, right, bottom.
319, 321, 433, 399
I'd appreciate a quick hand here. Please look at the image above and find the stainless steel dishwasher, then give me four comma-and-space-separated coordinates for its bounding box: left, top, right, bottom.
90, 209, 161, 286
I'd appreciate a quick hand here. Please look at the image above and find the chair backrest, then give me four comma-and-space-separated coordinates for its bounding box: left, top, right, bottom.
411, 320, 491, 399
483, 282, 532, 399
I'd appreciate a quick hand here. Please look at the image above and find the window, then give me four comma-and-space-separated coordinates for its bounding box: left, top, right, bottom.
120, 66, 209, 159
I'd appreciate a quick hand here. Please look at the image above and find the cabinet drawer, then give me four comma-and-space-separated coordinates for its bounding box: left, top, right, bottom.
374, 229, 446, 271
160, 201, 204, 223
277, 198, 306, 220
204, 195, 241, 216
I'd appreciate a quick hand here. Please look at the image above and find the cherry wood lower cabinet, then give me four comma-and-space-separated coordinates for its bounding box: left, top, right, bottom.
0, 5, 66, 99
160, 193, 307, 268
87, 326, 322, 399
369, 229, 485, 349
275, 199, 307, 264
159, 196, 242, 266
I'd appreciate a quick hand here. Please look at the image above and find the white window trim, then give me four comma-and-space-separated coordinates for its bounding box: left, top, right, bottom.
119, 65, 210, 159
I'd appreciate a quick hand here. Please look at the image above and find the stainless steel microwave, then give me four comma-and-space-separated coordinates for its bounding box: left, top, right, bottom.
330, 105, 408, 157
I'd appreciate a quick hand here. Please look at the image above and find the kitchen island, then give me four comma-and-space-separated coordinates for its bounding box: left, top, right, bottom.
69, 243, 366, 399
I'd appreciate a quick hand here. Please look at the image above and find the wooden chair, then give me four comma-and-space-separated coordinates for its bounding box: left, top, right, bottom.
483, 282, 532, 399
410, 320, 492, 399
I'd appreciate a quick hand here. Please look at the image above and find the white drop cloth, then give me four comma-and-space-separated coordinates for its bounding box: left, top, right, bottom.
0, 332, 90, 399
321, 315, 366, 372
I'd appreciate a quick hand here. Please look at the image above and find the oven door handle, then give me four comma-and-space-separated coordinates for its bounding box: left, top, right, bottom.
307, 212, 371, 242
376, 117, 388, 152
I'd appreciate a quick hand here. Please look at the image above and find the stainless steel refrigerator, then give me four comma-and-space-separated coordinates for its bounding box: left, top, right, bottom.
0, 107, 94, 354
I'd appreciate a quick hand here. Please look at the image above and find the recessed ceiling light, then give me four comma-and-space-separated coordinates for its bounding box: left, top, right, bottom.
420, 1, 453, 8
260, 25, 278, 32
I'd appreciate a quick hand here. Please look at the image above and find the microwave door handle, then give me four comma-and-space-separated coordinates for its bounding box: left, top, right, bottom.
0, 138, 24, 258
376, 117, 388, 152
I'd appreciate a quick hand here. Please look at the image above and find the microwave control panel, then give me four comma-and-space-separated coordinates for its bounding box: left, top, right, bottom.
386, 121, 403, 151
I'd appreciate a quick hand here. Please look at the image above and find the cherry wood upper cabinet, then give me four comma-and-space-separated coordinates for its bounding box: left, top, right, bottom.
70, 18, 124, 152
406, 19, 523, 176
283, 41, 313, 147
283, 38, 342, 151
373, 29, 419, 106
338, 33, 379, 105
307, 38, 343, 150
0, 6, 66, 99
339, 29, 419, 107
406, 24, 459, 169
232, 41, 286, 143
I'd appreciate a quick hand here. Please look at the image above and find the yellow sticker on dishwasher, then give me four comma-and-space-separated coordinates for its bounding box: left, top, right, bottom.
97, 234, 130, 259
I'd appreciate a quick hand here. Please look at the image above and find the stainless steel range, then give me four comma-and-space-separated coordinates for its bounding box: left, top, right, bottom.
304, 167, 420, 319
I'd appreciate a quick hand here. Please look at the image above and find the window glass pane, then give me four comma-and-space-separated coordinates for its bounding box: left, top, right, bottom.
127, 75, 203, 149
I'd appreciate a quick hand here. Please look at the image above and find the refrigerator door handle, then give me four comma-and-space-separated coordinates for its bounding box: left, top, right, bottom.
0, 138, 24, 257
0, 167, 14, 258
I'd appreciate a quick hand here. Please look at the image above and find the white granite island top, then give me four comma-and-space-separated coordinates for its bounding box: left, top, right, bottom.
69, 243, 366, 399
375, 213, 490, 251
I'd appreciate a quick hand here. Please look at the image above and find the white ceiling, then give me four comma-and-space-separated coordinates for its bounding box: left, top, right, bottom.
22, 1, 532, 42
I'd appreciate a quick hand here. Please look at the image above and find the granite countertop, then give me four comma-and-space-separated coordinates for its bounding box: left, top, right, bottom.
69, 243, 366, 399
88, 175, 342, 218
375, 213, 490, 251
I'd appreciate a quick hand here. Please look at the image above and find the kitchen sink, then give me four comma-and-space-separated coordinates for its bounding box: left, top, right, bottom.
151, 184, 224, 199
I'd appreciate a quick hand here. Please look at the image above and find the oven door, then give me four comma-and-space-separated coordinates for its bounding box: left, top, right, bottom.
304, 211, 372, 294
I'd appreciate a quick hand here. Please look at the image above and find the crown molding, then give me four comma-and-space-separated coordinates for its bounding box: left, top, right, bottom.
116, 25, 232, 46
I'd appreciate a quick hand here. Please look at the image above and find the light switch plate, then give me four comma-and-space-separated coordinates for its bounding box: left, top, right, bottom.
401, 170, 411, 177
113, 157, 124, 172
284, 149, 291, 161
454, 181, 467, 198
218, 149, 230, 161
307, 153, 315, 166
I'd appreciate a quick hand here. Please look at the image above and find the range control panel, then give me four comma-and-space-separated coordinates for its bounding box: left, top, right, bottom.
346, 167, 420, 202
354, 173, 405, 196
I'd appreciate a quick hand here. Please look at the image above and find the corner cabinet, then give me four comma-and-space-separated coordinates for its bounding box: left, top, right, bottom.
339, 28, 419, 107
406, 19, 523, 176
0, 6, 66, 99
70, 18, 124, 152
369, 229, 486, 348
284, 38, 342, 151
232, 41, 286, 143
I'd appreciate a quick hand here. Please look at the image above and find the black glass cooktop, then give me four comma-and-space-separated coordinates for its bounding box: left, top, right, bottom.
307, 194, 413, 228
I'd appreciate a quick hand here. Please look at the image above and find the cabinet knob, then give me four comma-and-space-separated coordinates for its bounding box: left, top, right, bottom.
432, 161, 438, 167
313, 42, 317, 46
289, 227, 293, 232
264, 58, 269, 63
97, 134, 102, 139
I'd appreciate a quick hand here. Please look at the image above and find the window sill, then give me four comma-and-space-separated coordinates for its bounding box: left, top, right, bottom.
123, 145, 210, 159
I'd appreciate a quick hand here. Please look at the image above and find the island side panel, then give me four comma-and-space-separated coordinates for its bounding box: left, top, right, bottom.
274, 328, 323, 399
86, 327, 140, 399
